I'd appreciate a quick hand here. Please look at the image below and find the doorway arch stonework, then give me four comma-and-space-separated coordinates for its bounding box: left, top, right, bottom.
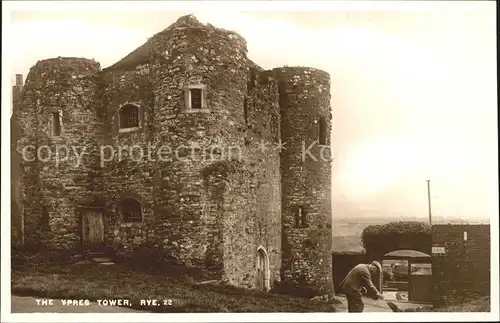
256, 246, 270, 291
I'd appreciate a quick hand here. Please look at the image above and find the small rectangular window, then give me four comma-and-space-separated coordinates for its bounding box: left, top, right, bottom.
184, 84, 207, 113
318, 116, 327, 145
52, 112, 61, 136
120, 104, 140, 129
294, 206, 307, 228
190, 89, 202, 110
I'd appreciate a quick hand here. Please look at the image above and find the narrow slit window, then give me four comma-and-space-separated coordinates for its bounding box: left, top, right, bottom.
294, 206, 307, 228
248, 68, 256, 91
244, 97, 249, 126
40, 206, 50, 230
190, 89, 202, 110
52, 112, 61, 136
318, 116, 327, 145
300, 206, 307, 227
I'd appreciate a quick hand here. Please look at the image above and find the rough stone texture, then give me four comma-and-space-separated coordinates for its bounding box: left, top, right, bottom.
432, 224, 490, 307
11, 149, 23, 246
15, 57, 102, 249
98, 64, 155, 255
11, 79, 24, 246
275, 67, 334, 296
12, 15, 331, 294
146, 17, 251, 272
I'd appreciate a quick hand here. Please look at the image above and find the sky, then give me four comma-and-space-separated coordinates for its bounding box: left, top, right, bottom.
4, 1, 497, 223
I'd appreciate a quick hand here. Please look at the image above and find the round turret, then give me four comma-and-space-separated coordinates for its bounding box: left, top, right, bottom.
274, 66, 333, 296
144, 15, 251, 269
150, 15, 248, 149
19, 57, 101, 248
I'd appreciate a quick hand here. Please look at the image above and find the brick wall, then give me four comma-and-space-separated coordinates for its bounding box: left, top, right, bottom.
432, 224, 490, 307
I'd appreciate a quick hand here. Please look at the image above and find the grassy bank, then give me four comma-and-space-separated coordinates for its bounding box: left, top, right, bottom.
11, 261, 337, 313
433, 296, 490, 312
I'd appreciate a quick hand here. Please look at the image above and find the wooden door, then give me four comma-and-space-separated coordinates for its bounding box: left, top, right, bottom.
81, 208, 104, 246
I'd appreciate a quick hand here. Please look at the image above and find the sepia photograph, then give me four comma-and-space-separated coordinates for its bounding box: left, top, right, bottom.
1, 1, 498, 322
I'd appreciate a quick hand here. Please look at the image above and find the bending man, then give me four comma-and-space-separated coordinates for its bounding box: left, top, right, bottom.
340, 261, 384, 312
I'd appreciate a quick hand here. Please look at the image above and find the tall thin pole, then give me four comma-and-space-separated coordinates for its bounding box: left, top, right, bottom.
427, 180, 432, 225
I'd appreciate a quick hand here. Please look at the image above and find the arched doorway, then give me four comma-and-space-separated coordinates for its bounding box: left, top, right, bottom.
256, 246, 270, 291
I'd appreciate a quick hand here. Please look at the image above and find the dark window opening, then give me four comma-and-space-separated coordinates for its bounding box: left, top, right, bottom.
248, 68, 256, 91
121, 198, 142, 223
40, 206, 50, 230
190, 89, 202, 110
52, 112, 61, 136
271, 114, 279, 142
278, 82, 287, 107
243, 97, 249, 126
318, 116, 327, 145
119, 104, 140, 129
294, 206, 307, 228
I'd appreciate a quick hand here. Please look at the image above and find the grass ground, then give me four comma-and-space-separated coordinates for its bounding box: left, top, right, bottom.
11, 255, 337, 313
433, 296, 490, 312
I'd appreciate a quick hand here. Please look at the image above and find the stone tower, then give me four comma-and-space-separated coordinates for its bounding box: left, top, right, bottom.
13, 15, 334, 294
12, 74, 24, 246
17, 57, 102, 248
274, 67, 333, 296
147, 14, 254, 277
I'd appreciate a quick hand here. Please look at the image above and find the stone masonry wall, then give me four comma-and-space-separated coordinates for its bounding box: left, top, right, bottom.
98, 65, 156, 253
16, 57, 102, 249
148, 17, 249, 267
221, 66, 283, 287
221, 166, 256, 288
12, 81, 24, 246
242, 66, 282, 288
14, 68, 40, 246
74, 16, 257, 272
275, 67, 334, 296
14, 15, 332, 295
11, 149, 23, 246
432, 224, 490, 307
201, 161, 256, 287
